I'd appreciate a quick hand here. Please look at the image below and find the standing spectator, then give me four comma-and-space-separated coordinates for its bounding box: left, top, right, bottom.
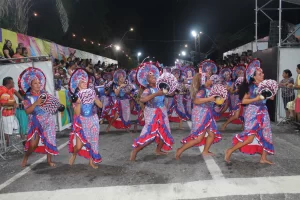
288, 64, 300, 121
279, 69, 295, 118
13, 47, 24, 63
2, 40, 14, 62
0, 77, 23, 146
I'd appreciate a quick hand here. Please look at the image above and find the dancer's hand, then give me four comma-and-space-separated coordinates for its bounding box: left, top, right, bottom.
209, 95, 217, 102
34, 97, 44, 106
156, 90, 164, 96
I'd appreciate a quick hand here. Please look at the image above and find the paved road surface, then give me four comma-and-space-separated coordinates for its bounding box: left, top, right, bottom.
1, 120, 300, 200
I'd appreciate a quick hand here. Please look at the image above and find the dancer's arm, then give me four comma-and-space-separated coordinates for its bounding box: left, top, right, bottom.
140, 90, 164, 103
114, 84, 126, 96
95, 99, 103, 108
25, 97, 43, 114
193, 96, 215, 105
241, 93, 261, 105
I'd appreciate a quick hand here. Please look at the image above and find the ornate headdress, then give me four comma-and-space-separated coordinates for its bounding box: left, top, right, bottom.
198, 60, 218, 74
18, 67, 46, 94
182, 66, 196, 78
246, 59, 261, 83
102, 72, 113, 81
136, 62, 160, 88
128, 69, 137, 84
113, 69, 126, 84
232, 64, 246, 79
171, 66, 181, 77
219, 68, 232, 80
68, 68, 89, 94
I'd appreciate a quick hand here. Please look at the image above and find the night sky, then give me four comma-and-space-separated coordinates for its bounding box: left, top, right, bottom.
28, 0, 300, 66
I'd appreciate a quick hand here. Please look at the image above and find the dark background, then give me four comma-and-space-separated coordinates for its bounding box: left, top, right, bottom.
3, 0, 300, 67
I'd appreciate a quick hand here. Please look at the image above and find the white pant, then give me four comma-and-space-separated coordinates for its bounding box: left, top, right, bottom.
1, 115, 19, 135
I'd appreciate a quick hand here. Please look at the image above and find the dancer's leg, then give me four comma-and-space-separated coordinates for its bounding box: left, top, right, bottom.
21, 134, 40, 167
176, 133, 206, 160
155, 138, 168, 155
130, 140, 153, 161
202, 130, 215, 156
224, 134, 255, 163
222, 109, 240, 131
260, 150, 274, 165
69, 136, 84, 165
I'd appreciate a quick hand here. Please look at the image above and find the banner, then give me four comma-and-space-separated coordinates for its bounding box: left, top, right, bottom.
0, 28, 117, 64
56, 89, 73, 131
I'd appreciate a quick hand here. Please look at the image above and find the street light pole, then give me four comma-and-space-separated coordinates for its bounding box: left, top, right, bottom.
120, 28, 134, 43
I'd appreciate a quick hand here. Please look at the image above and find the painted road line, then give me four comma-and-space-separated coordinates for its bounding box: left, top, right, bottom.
1, 175, 300, 200
187, 121, 225, 180
0, 141, 69, 191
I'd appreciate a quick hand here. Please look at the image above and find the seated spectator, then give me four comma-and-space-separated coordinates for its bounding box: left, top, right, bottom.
13, 47, 24, 63
2, 40, 14, 63
21, 47, 31, 62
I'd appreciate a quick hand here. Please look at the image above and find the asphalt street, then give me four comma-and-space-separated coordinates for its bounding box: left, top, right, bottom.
1, 119, 300, 200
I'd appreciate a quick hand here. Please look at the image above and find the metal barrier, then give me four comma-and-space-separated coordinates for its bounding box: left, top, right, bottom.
276, 86, 299, 126
0, 104, 26, 160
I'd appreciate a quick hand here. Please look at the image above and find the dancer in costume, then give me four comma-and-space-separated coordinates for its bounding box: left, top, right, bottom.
182, 66, 195, 120
169, 67, 188, 129
176, 73, 225, 159
198, 60, 218, 78
219, 68, 234, 117
225, 59, 276, 165
128, 69, 140, 132
20, 67, 64, 167
101, 72, 114, 123
221, 65, 246, 130
163, 67, 175, 119
106, 69, 131, 132
130, 63, 176, 161
69, 69, 103, 169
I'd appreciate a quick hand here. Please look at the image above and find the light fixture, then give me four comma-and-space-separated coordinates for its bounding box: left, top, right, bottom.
98, 43, 101, 46
191, 30, 197, 37
185, 44, 188, 48
115, 45, 121, 51
200, 31, 203, 34
179, 54, 181, 56
130, 28, 134, 31
181, 51, 186, 56
137, 52, 142, 56
83, 38, 86, 42
91, 41, 94, 44
72, 33, 76, 37
33, 12, 38, 17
